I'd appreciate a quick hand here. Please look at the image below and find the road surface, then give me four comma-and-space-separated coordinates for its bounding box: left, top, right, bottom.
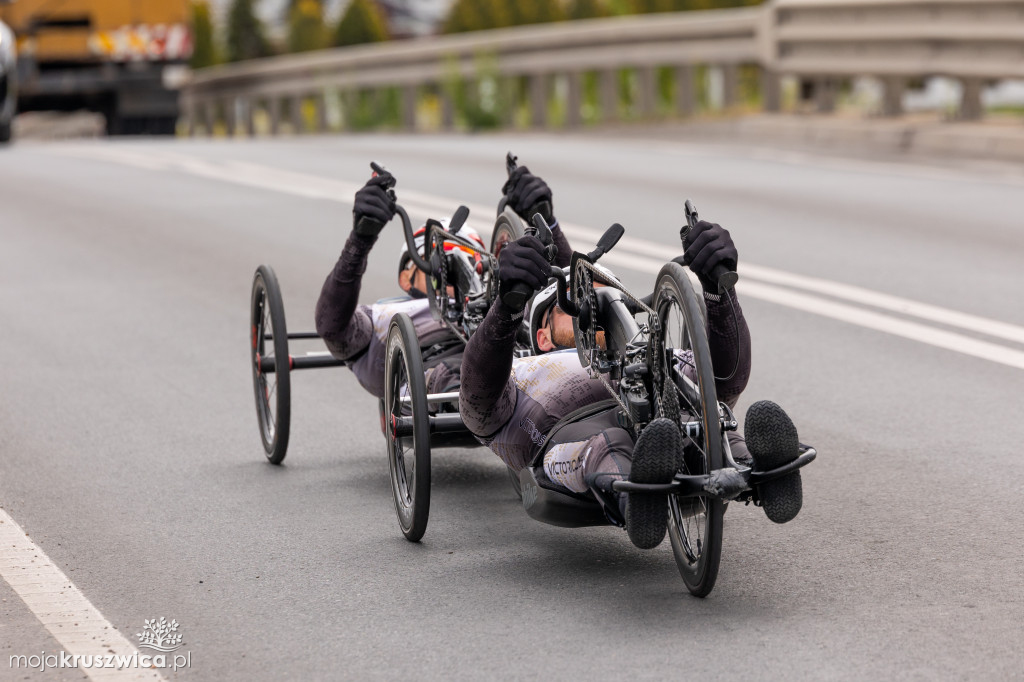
1, 133, 1022, 680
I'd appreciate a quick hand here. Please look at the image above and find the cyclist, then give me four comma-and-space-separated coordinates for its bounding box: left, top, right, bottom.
459, 220, 803, 550
314, 164, 572, 400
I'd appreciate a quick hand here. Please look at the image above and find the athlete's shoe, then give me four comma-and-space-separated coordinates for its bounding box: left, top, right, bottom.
626, 417, 680, 549
745, 400, 802, 524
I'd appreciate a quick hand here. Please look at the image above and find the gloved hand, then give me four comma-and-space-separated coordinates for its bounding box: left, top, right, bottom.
498, 236, 551, 311
352, 174, 396, 238
682, 220, 738, 290
502, 166, 554, 225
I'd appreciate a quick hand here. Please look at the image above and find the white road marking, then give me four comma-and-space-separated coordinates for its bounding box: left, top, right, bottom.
48, 145, 1024, 370
597, 249, 1024, 370
0, 509, 165, 681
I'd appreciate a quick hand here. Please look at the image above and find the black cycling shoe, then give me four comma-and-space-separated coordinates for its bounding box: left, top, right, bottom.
745, 400, 802, 524
626, 417, 679, 549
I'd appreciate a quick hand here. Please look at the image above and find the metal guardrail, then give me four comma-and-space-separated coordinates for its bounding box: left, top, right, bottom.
181, 0, 1024, 135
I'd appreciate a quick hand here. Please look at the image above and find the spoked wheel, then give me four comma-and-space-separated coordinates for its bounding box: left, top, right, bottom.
251, 265, 291, 464
490, 207, 526, 258
384, 313, 431, 542
654, 263, 724, 598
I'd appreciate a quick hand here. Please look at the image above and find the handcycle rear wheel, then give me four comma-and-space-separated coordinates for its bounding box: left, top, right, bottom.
654, 263, 724, 598
251, 265, 291, 464
384, 313, 431, 542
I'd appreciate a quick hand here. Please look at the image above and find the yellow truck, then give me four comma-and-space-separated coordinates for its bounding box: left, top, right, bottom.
0, 0, 191, 135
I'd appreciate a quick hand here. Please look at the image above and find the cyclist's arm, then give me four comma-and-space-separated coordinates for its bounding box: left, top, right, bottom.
704, 288, 751, 408
459, 298, 522, 438
315, 231, 377, 360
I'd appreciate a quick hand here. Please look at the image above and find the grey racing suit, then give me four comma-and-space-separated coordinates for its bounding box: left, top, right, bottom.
459, 288, 752, 495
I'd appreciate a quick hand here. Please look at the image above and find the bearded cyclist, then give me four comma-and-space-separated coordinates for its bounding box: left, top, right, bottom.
314, 163, 573, 399
459, 219, 803, 549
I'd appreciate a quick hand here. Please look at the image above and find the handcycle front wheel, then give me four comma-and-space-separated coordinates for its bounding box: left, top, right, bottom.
490, 207, 526, 258
251, 265, 291, 465
384, 313, 431, 542
654, 262, 725, 598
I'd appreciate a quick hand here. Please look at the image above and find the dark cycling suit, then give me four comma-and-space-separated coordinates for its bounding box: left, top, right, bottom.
314, 224, 575, 399
459, 288, 752, 494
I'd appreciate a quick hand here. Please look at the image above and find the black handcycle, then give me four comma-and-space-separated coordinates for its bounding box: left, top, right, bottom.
249, 162, 515, 542
249, 157, 816, 597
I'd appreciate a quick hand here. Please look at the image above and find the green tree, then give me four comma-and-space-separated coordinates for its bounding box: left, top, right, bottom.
288, 0, 328, 53
568, 0, 611, 20
333, 0, 389, 47
443, 0, 510, 33
508, 0, 566, 26
226, 0, 272, 62
190, 1, 219, 68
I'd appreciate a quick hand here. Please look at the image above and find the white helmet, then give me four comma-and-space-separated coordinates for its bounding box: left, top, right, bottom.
527, 262, 617, 355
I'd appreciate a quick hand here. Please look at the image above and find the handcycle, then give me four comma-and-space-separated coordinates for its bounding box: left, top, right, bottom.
249, 162, 519, 543
248, 157, 816, 597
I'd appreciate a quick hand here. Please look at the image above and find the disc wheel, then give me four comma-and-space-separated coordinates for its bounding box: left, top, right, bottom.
490, 207, 526, 258
251, 265, 291, 464
384, 313, 431, 542
654, 262, 724, 598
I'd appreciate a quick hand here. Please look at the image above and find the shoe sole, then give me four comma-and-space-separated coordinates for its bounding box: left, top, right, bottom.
745, 400, 803, 524
627, 418, 679, 549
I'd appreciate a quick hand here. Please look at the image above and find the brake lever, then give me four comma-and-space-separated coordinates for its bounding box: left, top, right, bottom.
370, 161, 397, 201
681, 199, 738, 293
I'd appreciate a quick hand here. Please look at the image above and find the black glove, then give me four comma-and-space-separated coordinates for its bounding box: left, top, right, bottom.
352, 174, 396, 238
682, 220, 738, 290
498, 236, 551, 311
502, 166, 554, 225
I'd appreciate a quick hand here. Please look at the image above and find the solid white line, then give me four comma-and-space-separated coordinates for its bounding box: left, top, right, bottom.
0, 510, 164, 681
598, 250, 1024, 370
48, 145, 1024, 369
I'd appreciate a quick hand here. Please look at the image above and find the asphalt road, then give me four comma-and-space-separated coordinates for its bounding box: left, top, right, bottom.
1, 132, 1023, 681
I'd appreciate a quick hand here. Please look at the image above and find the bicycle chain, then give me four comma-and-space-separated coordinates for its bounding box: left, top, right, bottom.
427, 227, 497, 347
572, 258, 665, 424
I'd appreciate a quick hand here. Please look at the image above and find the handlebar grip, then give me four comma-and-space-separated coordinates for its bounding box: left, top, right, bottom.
534, 200, 552, 223
448, 205, 470, 236
711, 265, 738, 293
586, 223, 624, 262
501, 284, 535, 312
682, 198, 737, 293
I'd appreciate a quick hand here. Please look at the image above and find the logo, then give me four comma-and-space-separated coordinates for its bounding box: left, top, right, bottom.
136, 618, 184, 653
519, 417, 547, 447
522, 481, 537, 509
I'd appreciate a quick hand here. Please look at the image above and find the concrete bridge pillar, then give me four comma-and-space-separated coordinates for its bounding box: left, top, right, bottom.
530, 73, 548, 128
881, 76, 905, 117
958, 78, 984, 121
290, 96, 304, 133
268, 97, 281, 136
402, 85, 418, 131
761, 70, 781, 112
676, 64, 696, 116
722, 64, 740, 109
600, 69, 618, 123
566, 72, 583, 128
637, 66, 656, 118
816, 77, 838, 114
